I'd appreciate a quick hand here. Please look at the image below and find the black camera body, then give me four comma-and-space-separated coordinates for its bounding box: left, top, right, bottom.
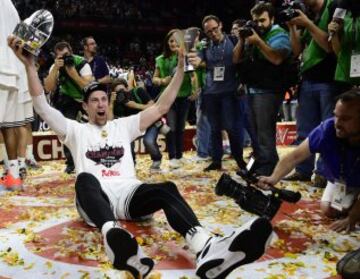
277, 0, 306, 23
62, 55, 75, 67
216, 174, 281, 219
239, 20, 259, 38
115, 89, 129, 105
215, 170, 301, 219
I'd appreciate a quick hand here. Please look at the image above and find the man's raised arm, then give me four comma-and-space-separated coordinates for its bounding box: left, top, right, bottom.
7, 35, 68, 137
139, 49, 185, 131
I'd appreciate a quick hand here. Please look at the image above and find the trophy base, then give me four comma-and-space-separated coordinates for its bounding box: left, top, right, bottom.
23, 44, 41, 56
184, 65, 195, 73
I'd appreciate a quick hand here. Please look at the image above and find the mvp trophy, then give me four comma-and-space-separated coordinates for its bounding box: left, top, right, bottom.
13, 9, 54, 56
174, 27, 199, 72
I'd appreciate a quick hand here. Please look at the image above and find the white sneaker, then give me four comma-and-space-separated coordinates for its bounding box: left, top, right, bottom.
196, 217, 272, 279
191, 155, 211, 162
169, 159, 181, 169
179, 157, 190, 165
102, 222, 154, 278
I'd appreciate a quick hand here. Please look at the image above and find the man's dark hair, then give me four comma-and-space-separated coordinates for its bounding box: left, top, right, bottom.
54, 41, 73, 53
111, 78, 128, 91
232, 19, 247, 27
202, 15, 221, 28
81, 36, 94, 48
251, 1, 275, 19
337, 88, 360, 104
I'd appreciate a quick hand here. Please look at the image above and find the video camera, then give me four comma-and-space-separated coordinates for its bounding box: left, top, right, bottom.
277, 0, 306, 23
239, 20, 259, 38
215, 159, 301, 219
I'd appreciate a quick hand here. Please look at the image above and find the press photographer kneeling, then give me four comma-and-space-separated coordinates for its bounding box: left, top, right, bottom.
258, 89, 360, 233
110, 74, 166, 170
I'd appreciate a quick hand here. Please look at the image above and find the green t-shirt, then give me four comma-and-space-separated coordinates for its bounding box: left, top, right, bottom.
58, 55, 87, 101
301, 0, 333, 73
155, 54, 192, 98
335, 14, 360, 85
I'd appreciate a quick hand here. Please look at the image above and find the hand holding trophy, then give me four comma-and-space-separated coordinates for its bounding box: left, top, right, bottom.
12, 9, 54, 56
174, 27, 200, 72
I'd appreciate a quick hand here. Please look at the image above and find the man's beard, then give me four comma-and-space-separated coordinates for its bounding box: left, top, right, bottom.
258, 25, 272, 35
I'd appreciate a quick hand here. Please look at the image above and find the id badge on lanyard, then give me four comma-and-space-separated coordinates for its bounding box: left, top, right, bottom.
331, 180, 347, 211
350, 20, 360, 78
213, 66, 225, 81
350, 51, 360, 78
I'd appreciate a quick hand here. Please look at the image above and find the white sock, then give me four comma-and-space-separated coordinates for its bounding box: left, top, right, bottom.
26, 145, 34, 160
0, 144, 9, 169
185, 226, 211, 255
8, 160, 19, 178
222, 139, 230, 146
18, 157, 26, 169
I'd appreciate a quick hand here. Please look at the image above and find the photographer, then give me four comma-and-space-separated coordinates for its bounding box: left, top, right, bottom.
328, 0, 360, 86
110, 75, 163, 171
187, 15, 246, 172
284, 0, 350, 186
44, 41, 93, 174
82, 36, 111, 85
258, 89, 360, 233
234, 2, 292, 176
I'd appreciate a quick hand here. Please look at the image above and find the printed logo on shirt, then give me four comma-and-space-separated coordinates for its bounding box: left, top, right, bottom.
85, 143, 124, 168
101, 169, 120, 177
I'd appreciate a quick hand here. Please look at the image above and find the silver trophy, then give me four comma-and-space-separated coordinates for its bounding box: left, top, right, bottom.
13, 9, 54, 56
174, 27, 199, 72
184, 27, 200, 72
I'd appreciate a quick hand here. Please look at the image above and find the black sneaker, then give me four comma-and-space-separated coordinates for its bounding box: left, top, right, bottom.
196, 217, 273, 279
204, 162, 222, 172
283, 171, 311, 182
64, 165, 75, 174
103, 225, 154, 278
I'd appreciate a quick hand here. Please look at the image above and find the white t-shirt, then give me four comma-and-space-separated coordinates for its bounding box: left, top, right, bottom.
63, 113, 144, 218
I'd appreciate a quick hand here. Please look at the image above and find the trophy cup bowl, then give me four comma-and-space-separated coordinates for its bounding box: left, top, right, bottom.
184, 27, 200, 72
13, 9, 54, 56
173, 27, 200, 73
